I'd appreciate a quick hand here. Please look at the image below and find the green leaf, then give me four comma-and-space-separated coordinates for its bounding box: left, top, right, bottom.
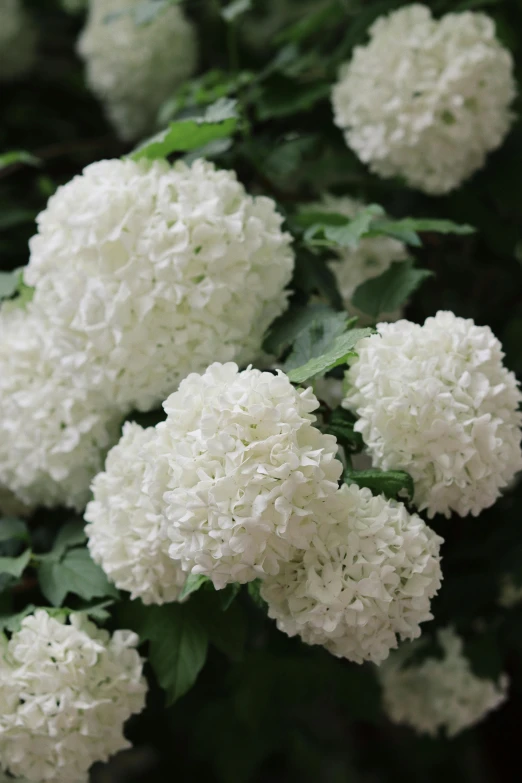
132, 99, 239, 160
0, 151, 41, 171
38, 547, 118, 607
304, 205, 385, 249
294, 251, 343, 310
0, 604, 36, 633
344, 469, 414, 502
263, 303, 338, 356
179, 573, 210, 601
324, 408, 363, 454
255, 79, 330, 121
221, 0, 251, 21
284, 311, 349, 372
0, 518, 29, 543
287, 327, 373, 384
77, 599, 115, 623
218, 582, 240, 611
369, 217, 475, 247
127, 602, 209, 705
351, 260, 433, 319
0, 549, 31, 578
192, 590, 246, 662
49, 521, 87, 559
247, 579, 267, 610
0, 209, 37, 231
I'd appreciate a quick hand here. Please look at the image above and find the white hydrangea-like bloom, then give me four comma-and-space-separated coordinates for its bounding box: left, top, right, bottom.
26, 158, 294, 412
380, 627, 509, 736
307, 196, 408, 318
343, 311, 522, 518
331, 5, 516, 194
147, 363, 344, 589
77, 0, 197, 141
498, 575, 522, 608
0, 307, 122, 510
0, 0, 36, 82
86, 422, 186, 605
0, 610, 147, 782
261, 483, 442, 664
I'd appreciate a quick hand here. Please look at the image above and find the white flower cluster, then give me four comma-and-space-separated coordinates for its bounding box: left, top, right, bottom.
26, 158, 294, 412
0, 308, 122, 510
0, 158, 293, 509
343, 311, 522, 518
88, 363, 343, 596
86, 422, 186, 605
261, 483, 442, 664
88, 362, 442, 664
78, 0, 198, 141
380, 627, 509, 736
0, 0, 36, 82
331, 5, 516, 194
307, 195, 408, 319
0, 610, 147, 782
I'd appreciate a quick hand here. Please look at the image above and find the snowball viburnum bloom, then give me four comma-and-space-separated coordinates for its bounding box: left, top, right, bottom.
26, 158, 294, 413
145, 363, 344, 589
343, 311, 522, 518
0, 307, 122, 510
0, 610, 147, 783
331, 5, 515, 195
0, 0, 36, 82
380, 627, 508, 736
261, 483, 442, 664
78, 0, 198, 141
306, 196, 408, 318
86, 422, 186, 605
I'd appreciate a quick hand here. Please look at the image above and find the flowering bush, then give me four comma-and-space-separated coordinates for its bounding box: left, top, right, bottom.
1, 0, 522, 781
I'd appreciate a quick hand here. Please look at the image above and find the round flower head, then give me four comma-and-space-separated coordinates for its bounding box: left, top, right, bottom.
331, 5, 516, 194
307, 196, 408, 319
343, 311, 522, 518
380, 627, 508, 736
0, 610, 147, 782
0, 0, 36, 82
147, 362, 343, 589
26, 158, 294, 412
78, 0, 197, 141
0, 307, 122, 510
261, 483, 442, 664
86, 422, 186, 605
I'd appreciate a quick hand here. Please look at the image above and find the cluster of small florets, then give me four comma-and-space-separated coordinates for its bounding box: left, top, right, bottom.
332, 5, 516, 194
0, 158, 293, 509
0, 307, 123, 510
87, 362, 443, 664
261, 483, 443, 664
306, 195, 408, 319
343, 311, 522, 518
0, 610, 147, 782
86, 422, 186, 605
78, 0, 198, 141
380, 628, 509, 736
88, 363, 343, 593
0, 0, 37, 82
27, 158, 294, 412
